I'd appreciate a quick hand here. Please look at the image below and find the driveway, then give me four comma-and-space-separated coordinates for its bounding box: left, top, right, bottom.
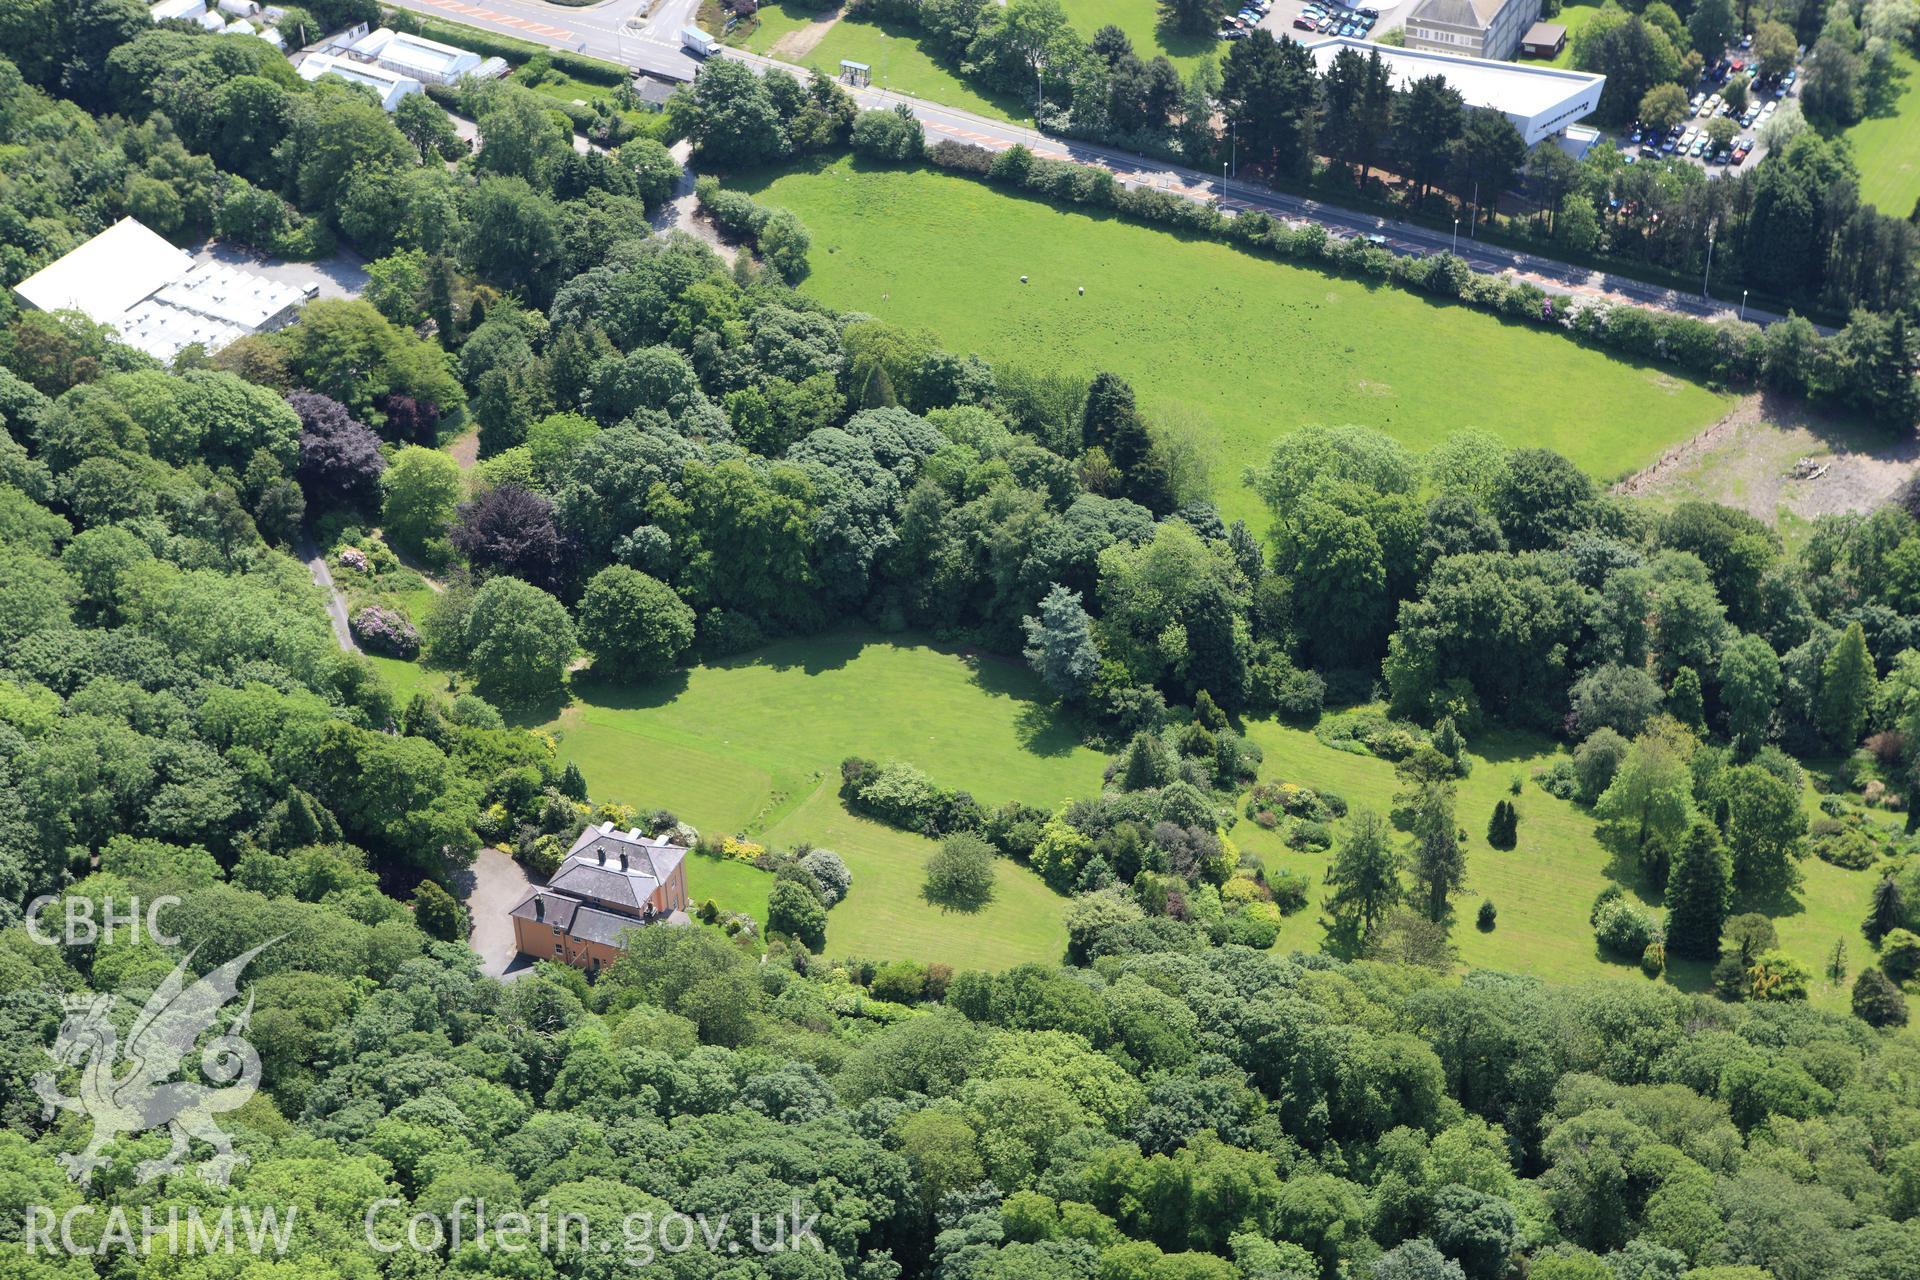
299, 538, 359, 653
463, 846, 538, 979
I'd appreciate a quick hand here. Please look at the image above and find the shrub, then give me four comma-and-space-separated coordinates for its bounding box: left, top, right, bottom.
839, 757, 985, 837
718, 835, 766, 863
1477, 899, 1496, 931
1286, 821, 1332, 852
1536, 759, 1580, 800
1854, 966, 1909, 1027
767, 878, 827, 950
1640, 941, 1666, 977
1594, 897, 1654, 958
850, 106, 925, 162
922, 833, 996, 913
1269, 871, 1310, 915
349, 605, 420, 658
1245, 781, 1328, 822
1486, 799, 1518, 850
798, 847, 851, 908
1812, 826, 1880, 870
1881, 928, 1920, 982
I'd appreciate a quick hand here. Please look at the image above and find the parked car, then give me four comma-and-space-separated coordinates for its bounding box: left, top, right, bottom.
1292, 16, 1315, 27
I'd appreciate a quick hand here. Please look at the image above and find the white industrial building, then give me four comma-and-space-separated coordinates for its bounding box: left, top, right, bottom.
349, 27, 485, 84
297, 52, 425, 111
1303, 36, 1604, 147
10, 218, 310, 363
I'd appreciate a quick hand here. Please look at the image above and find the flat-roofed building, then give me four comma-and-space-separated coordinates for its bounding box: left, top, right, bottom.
1403, 0, 1540, 61
297, 52, 425, 111
10, 217, 311, 362
1303, 36, 1604, 146
1519, 20, 1567, 58
349, 27, 484, 84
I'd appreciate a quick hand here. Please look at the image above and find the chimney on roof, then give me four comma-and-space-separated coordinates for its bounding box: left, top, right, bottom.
534, 896, 545, 921
597, 846, 606, 865
620, 852, 629, 871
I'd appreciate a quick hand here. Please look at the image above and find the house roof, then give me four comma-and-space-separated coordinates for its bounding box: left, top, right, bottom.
12, 218, 192, 323
1524, 20, 1566, 42
1407, 0, 1510, 31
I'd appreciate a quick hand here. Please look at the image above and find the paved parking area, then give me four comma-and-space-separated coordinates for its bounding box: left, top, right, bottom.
1612, 40, 1803, 174
1260, 0, 1420, 40
189, 239, 369, 301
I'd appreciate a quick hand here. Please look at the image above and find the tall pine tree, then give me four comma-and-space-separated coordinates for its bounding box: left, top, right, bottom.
1321, 808, 1402, 946
1666, 819, 1732, 960
1819, 621, 1875, 749
1408, 779, 1465, 923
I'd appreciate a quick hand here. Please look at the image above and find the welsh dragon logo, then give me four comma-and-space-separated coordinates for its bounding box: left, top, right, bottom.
33, 941, 273, 1187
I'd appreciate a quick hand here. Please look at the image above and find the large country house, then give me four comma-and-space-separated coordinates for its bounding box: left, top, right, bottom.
508, 822, 691, 973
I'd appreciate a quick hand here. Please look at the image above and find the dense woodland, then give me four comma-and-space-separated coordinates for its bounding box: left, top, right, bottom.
9, 8, 1920, 1280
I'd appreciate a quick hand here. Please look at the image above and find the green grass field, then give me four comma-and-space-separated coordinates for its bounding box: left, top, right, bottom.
1843, 47, 1920, 220
732, 0, 1216, 124
1057, 0, 1218, 72
1539, 3, 1602, 69
1231, 717, 1875, 1014
539, 633, 1102, 967
369, 626, 1873, 1000
745, 159, 1733, 526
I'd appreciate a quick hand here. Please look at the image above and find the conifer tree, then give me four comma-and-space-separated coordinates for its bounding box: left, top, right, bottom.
1820, 621, 1875, 749
1666, 819, 1732, 960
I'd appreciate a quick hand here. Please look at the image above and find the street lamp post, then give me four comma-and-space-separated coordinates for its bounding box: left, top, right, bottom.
1740, 288, 1749, 321
1452, 217, 1460, 255
1702, 218, 1717, 302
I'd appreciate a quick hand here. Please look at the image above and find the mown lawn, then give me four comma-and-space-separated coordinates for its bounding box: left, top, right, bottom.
744, 159, 1733, 527
537, 632, 1103, 967
741, 7, 1030, 123
1233, 716, 1876, 1014
1541, 3, 1602, 69
1056, 0, 1219, 73
1844, 46, 1920, 220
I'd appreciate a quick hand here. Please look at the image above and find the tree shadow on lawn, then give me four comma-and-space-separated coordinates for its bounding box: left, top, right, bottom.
1469, 726, 1564, 767
501, 683, 580, 729
1862, 54, 1910, 120
552, 666, 693, 716
964, 650, 1094, 758
1150, 16, 1219, 63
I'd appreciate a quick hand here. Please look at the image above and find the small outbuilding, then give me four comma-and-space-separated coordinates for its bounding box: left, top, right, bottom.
1519, 20, 1567, 58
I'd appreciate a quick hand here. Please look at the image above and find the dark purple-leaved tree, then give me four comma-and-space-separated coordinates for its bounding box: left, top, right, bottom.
451, 483, 565, 591
291, 392, 386, 516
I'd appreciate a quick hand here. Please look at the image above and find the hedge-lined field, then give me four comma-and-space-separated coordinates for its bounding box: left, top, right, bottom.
742, 158, 1731, 527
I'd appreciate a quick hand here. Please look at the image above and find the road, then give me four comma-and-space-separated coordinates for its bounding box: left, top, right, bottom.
299, 538, 359, 653
386, 0, 1793, 326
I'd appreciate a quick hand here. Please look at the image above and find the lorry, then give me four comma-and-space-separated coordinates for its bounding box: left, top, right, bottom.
681, 26, 717, 56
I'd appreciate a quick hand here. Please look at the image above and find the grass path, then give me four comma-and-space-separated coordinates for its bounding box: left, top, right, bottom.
746, 159, 1733, 527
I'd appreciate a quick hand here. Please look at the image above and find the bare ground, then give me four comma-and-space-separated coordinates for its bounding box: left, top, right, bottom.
1613, 391, 1920, 523
769, 5, 843, 59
